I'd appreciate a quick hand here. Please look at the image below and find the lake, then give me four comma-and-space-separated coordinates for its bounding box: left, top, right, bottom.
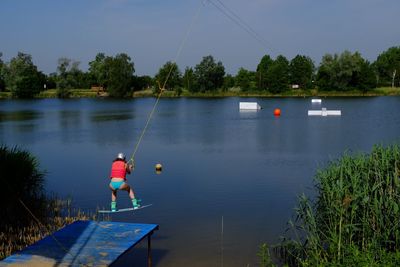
1, 97, 399, 266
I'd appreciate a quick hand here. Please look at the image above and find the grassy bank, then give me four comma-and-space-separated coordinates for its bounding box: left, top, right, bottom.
134, 87, 400, 98
274, 144, 400, 266
1, 87, 399, 99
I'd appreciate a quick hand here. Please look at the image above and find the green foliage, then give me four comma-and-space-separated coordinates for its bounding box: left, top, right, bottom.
317, 51, 373, 91
45, 72, 58, 89
289, 55, 315, 89
277, 144, 400, 266
374, 46, 400, 87
351, 60, 376, 92
235, 67, 256, 91
222, 74, 235, 91
0, 146, 47, 228
88, 52, 107, 87
56, 58, 90, 97
132, 75, 153, 91
155, 61, 181, 90
183, 67, 195, 92
194, 55, 225, 92
268, 55, 290, 93
105, 53, 135, 97
258, 243, 277, 267
256, 54, 273, 90
3, 52, 44, 98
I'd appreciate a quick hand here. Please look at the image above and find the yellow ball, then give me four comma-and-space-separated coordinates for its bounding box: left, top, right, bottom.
155, 163, 162, 171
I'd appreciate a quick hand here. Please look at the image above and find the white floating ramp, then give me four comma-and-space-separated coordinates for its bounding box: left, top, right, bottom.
311, 99, 322, 103
239, 102, 261, 110
308, 108, 341, 116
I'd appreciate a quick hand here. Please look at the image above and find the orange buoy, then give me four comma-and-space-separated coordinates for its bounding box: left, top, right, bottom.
274, 108, 281, 116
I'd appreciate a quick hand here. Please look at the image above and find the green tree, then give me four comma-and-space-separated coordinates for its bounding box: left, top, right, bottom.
235, 68, 256, 91
132, 75, 153, 91
256, 54, 273, 90
316, 54, 335, 90
194, 55, 225, 92
154, 61, 181, 91
222, 74, 235, 91
267, 55, 289, 93
183, 67, 195, 92
106, 53, 135, 97
351, 60, 376, 92
56, 58, 83, 97
317, 51, 369, 91
45, 72, 58, 89
3, 52, 43, 98
56, 57, 71, 90
289, 55, 315, 89
374, 46, 400, 87
88, 53, 107, 88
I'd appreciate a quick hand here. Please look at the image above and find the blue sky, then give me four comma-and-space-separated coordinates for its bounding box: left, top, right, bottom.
1, 0, 399, 75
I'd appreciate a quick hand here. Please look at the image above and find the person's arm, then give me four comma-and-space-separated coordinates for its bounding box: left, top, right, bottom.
126, 162, 134, 174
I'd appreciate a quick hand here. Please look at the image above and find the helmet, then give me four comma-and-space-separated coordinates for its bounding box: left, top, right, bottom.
117, 152, 126, 160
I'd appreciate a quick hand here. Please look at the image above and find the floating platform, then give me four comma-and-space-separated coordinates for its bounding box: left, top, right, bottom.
308, 108, 341, 116
239, 102, 261, 110
1, 220, 159, 267
311, 99, 322, 103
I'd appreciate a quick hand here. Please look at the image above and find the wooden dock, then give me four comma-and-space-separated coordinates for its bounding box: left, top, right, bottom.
1, 220, 159, 267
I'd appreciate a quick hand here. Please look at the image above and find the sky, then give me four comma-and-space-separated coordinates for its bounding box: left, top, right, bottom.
1, 0, 399, 76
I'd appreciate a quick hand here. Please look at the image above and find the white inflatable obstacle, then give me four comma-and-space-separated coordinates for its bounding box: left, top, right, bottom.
239, 102, 261, 110
308, 107, 341, 116
311, 99, 322, 103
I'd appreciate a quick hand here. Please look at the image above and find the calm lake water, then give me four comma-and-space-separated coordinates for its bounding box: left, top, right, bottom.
1, 97, 400, 266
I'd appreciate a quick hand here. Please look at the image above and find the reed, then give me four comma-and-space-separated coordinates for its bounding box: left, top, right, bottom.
0, 145, 103, 260
0, 197, 99, 260
276, 144, 400, 266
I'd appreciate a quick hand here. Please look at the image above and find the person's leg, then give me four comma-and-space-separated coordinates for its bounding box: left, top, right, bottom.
120, 183, 135, 199
120, 183, 140, 208
109, 183, 118, 211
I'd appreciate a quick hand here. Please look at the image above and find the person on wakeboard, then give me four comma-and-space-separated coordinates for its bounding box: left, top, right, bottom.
109, 152, 140, 211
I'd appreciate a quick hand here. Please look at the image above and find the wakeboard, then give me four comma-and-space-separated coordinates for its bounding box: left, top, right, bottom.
98, 204, 152, 214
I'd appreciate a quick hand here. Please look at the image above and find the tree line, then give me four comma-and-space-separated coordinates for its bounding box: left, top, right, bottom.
0, 46, 399, 98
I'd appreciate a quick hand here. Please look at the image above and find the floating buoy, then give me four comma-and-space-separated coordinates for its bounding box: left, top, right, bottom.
155, 163, 162, 174
274, 108, 281, 116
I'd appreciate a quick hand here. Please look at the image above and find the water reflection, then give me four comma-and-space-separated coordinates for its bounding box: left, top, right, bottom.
0, 110, 42, 122
59, 110, 82, 143
90, 110, 134, 122
89, 109, 136, 146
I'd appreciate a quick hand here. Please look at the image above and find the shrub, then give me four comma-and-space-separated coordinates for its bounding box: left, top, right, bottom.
277, 144, 400, 266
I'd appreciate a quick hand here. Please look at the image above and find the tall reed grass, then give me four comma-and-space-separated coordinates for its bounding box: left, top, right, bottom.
0, 198, 98, 260
276, 144, 400, 266
0, 145, 101, 260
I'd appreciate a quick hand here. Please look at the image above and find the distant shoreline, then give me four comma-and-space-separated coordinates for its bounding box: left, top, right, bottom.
0, 87, 399, 99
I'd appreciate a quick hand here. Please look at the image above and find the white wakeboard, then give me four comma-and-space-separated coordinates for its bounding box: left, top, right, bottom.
98, 204, 152, 214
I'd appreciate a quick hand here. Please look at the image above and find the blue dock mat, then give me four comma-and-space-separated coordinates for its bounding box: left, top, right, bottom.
1, 220, 159, 266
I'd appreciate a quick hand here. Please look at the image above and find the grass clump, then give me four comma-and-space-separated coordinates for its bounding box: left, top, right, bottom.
276, 144, 400, 266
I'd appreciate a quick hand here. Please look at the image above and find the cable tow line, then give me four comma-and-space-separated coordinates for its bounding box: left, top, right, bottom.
128, 1, 204, 164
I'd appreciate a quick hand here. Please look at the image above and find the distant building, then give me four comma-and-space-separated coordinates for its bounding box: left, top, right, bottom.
291, 84, 300, 89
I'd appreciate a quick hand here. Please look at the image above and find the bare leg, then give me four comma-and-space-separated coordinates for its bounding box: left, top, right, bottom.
120, 183, 135, 199
109, 184, 118, 201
